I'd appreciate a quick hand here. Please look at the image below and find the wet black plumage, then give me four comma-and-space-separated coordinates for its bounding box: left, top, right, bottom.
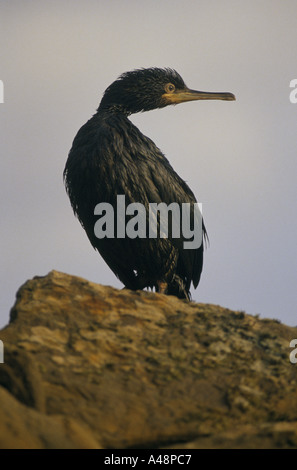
64, 68, 235, 299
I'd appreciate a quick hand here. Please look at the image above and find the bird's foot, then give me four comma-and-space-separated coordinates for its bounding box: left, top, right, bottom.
156, 281, 168, 295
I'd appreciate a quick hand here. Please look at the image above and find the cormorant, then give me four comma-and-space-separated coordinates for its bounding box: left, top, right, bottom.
64, 68, 235, 299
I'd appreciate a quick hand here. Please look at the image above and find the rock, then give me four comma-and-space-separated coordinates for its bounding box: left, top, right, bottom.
0, 387, 99, 449
0, 270, 296, 449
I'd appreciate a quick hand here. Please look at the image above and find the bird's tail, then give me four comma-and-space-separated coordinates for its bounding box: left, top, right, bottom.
167, 275, 190, 301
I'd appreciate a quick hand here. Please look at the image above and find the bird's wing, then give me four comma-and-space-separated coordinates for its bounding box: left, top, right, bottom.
116, 126, 205, 289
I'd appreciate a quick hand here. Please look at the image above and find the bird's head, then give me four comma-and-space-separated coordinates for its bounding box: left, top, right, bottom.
98, 67, 235, 115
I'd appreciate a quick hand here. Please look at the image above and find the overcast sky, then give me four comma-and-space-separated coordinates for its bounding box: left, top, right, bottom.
1, 0, 296, 328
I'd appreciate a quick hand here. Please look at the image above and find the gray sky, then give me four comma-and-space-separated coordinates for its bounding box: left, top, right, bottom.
1, 0, 297, 327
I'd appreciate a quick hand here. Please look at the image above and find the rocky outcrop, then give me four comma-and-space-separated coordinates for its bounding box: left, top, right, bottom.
0, 270, 296, 449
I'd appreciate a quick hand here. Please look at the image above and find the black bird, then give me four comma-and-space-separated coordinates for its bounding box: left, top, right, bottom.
64, 68, 235, 299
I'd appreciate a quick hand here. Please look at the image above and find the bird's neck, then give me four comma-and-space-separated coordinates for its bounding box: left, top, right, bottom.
97, 103, 132, 117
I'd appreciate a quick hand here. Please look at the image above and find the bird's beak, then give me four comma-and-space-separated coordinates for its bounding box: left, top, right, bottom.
163, 88, 236, 104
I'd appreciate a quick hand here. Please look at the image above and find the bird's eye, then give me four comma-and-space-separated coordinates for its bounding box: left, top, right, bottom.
165, 83, 175, 93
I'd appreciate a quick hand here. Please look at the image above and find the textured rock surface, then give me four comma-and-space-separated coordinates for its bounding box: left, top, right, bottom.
0, 270, 296, 449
